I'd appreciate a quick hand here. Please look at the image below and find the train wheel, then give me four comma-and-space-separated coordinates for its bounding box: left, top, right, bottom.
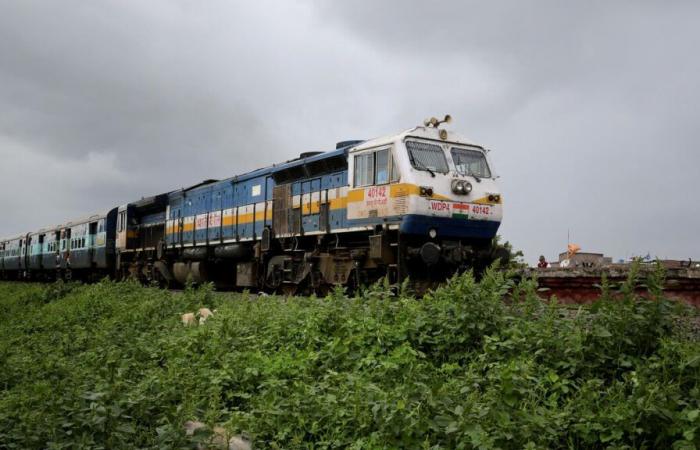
153, 268, 171, 289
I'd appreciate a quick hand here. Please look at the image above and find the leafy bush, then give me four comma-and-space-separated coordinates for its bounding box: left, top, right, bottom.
0, 263, 697, 449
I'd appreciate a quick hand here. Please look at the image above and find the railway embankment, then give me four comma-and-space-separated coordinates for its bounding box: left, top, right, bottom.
521, 265, 700, 306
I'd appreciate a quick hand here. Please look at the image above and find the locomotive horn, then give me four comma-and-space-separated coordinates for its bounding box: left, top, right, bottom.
423, 114, 452, 128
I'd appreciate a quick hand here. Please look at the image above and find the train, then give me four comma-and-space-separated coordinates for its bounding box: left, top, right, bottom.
0, 116, 503, 293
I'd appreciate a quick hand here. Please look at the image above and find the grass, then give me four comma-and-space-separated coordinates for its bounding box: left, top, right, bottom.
0, 263, 698, 449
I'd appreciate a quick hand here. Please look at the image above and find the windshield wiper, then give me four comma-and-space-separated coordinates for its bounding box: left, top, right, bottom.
413, 160, 436, 177
469, 173, 481, 183
424, 166, 436, 177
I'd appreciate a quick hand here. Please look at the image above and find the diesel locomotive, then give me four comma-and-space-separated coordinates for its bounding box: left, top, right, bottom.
0, 117, 503, 293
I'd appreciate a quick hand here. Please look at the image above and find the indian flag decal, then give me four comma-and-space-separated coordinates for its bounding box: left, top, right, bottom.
452, 202, 470, 219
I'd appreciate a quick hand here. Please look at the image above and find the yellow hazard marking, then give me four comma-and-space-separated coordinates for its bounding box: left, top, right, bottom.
347, 189, 364, 202
348, 183, 451, 202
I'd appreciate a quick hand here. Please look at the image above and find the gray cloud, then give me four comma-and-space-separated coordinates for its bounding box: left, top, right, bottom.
315, 0, 700, 261
1, 0, 698, 262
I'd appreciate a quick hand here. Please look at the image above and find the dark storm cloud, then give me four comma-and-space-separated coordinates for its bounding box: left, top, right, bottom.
0, 2, 271, 164
0, 0, 300, 232
0, 0, 698, 262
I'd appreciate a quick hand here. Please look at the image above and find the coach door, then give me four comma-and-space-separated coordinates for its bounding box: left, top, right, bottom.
20, 237, 27, 270
62, 228, 71, 268
88, 221, 98, 266
116, 210, 127, 250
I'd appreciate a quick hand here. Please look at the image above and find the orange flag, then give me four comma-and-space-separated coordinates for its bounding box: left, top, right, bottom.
567, 243, 581, 258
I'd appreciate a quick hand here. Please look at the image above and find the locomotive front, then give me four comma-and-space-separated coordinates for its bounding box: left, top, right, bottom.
347, 117, 502, 280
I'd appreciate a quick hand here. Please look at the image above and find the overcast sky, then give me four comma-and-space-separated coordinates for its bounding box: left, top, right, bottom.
1, 0, 698, 263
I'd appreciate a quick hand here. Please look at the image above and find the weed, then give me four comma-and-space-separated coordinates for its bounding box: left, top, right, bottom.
0, 265, 697, 449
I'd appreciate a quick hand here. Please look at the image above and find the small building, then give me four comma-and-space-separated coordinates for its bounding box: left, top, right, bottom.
655, 259, 700, 269
557, 252, 613, 268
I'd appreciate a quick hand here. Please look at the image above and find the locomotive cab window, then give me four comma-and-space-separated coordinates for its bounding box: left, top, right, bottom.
450, 147, 491, 178
406, 140, 449, 174
375, 149, 389, 184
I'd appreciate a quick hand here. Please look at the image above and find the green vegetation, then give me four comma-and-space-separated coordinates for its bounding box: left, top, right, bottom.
0, 265, 699, 449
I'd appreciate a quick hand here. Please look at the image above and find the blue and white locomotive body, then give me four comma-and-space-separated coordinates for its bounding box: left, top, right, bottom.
346, 125, 502, 238
2, 118, 503, 290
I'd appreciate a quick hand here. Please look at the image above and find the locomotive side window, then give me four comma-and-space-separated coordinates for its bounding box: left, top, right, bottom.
354, 147, 397, 187
375, 149, 389, 185
354, 152, 374, 187
406, 141, 449, 174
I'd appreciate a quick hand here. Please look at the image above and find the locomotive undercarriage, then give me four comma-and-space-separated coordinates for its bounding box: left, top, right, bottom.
117, 227, 496, 295
4, 230, 497, 294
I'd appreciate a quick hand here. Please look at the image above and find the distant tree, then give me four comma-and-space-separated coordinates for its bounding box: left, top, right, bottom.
490, 235, 526, 269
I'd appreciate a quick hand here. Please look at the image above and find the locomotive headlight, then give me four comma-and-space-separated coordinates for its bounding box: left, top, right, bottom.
428, 228, 437, 239
451, 180, 472, 195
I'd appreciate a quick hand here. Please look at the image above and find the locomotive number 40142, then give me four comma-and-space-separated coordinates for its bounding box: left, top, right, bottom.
470, 205, 492, 217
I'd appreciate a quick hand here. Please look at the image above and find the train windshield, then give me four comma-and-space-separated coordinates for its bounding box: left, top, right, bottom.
450, 147, 491, 178
406, 141, 449, 174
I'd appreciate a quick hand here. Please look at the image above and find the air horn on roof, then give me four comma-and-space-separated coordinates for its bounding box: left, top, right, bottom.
423, 114, 452, 128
